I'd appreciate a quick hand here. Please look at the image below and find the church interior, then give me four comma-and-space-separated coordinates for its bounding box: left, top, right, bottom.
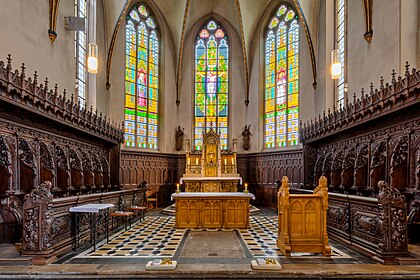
0, 0, 420, 278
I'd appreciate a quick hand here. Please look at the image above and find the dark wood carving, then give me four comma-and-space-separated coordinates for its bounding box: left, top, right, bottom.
55, 146, 71, 193
0, 55, 124, 144
322, 152, 333, 187
81, 151, 94, 191
91, 153, 103, 189
340, 147, 355, 194
370, 141, 386, 194
353, 145, 369, 195
100, 156, 110, 189
69, 149, 84, 191
389, 136, 408, 189
331, 150, 343, 191
18, 139, 37, 194
22, 181, 55, 264
377, 181, 408, 260
39, 142, 54, 188
0, 135, 12, 196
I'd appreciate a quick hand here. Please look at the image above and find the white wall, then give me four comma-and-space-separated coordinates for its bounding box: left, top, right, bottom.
0, 0, 109, 115
315, 0, 419, 115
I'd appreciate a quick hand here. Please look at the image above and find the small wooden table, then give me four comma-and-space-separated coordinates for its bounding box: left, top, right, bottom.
171, 192, 255, 229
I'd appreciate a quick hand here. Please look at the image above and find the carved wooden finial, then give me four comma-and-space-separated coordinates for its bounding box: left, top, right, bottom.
6, 54, 12, 71
370, 83, 374, 95
54, 84, 58, 96
405, 61, 410, 77
100, 112, 103, 119
391, 69, 396, 83
20, 63, 26, 78
380, 76, 384, 90
328, 108, 331, 116
70, 94, 74, 104
62, 89, 66, 99
44, 78, 49, 92
90, 106, 93, 114
413, 68, 417, 75
33, 71, 38, 86
353, 92, 356, 103
95, 108, 98, 116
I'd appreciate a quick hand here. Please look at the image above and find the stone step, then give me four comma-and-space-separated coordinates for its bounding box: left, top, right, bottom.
0, 257, 32, 266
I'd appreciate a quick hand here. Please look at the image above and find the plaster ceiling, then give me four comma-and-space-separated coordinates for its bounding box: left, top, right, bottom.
104, 0, 320, 61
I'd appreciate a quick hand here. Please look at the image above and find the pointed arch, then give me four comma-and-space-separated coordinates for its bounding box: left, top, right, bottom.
124, 3, 159, 149
264, 3, 300, 149
193, 19, 229, 151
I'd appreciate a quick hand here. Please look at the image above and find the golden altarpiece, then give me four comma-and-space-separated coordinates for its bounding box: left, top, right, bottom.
180, 128, 242, 192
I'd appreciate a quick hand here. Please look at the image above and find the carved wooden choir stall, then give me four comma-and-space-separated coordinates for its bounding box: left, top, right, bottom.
277, 176, 331, 257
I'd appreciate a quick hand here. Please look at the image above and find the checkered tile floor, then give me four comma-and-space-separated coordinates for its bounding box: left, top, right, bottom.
239, 216, 350, 258
87, 216, 186, 258
79, 215, 348, 259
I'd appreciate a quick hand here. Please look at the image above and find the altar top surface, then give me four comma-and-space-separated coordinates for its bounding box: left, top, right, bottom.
171, 192, 255, 200
180, 176, 242, 184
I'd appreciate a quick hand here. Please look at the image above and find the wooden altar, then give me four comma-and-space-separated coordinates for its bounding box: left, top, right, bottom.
181, 128, 242, 192
172, 192, 254, 229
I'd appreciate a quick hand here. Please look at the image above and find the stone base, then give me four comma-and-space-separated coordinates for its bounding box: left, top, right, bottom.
251, 259, 282, 270
145, 260, 177, 271
30, 255, 57, 266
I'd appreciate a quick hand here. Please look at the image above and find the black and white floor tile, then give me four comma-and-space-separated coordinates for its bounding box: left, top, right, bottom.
83, 216, 186, 258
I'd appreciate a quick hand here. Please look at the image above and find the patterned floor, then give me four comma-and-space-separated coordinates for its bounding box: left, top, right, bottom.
85, 216, 186, 258
239, 216, 350, 258
77, 215, 349, 259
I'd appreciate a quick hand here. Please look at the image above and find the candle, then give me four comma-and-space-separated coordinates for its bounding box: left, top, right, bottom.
196, 158, 198, 165
176, 183, 180, 193
244, 183, 248, 193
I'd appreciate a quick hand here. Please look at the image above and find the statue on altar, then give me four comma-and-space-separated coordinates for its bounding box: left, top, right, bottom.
180, 127, 242, 192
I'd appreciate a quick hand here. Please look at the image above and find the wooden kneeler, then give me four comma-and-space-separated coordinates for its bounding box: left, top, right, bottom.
277, 176, 331, 257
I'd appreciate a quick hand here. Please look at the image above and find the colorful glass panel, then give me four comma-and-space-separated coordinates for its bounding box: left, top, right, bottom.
277, 5, 287, 17
207, 20, 217, 30
138, 5, 148, 17
75, 0, 87, 109
269, 17, 279, 29
125, 4, 159, 149
194, 20, 229, 150
264, 6, 299, 148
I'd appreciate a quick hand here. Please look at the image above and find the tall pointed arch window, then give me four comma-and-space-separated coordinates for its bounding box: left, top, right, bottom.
125, 4, 159, 149
194, 20, 229, 150
336, 0, 346, 107
264, 5, 299, 148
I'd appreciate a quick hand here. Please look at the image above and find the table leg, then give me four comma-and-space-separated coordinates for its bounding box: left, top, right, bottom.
106, 210, 109, 243
93, 213, 97, 251
74, 213, 79, 252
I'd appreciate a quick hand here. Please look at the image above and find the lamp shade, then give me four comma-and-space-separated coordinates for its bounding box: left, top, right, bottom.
87, 43, 98, 74
331, 49, 341, 80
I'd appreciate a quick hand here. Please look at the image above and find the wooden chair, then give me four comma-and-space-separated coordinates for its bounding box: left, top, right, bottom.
127, 205, 147, 221
146, 191, 158, 210
111, 210, 134, 230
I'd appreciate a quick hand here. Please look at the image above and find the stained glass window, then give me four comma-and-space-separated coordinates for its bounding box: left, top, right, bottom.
264, 5, 299, 148
125, 4, 159, 149
75, 0, 88, 108
336, 0, 346, 107
194, 20, 229, 150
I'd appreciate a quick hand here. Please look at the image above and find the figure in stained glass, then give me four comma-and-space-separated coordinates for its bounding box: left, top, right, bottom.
264, 5, 299, 148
